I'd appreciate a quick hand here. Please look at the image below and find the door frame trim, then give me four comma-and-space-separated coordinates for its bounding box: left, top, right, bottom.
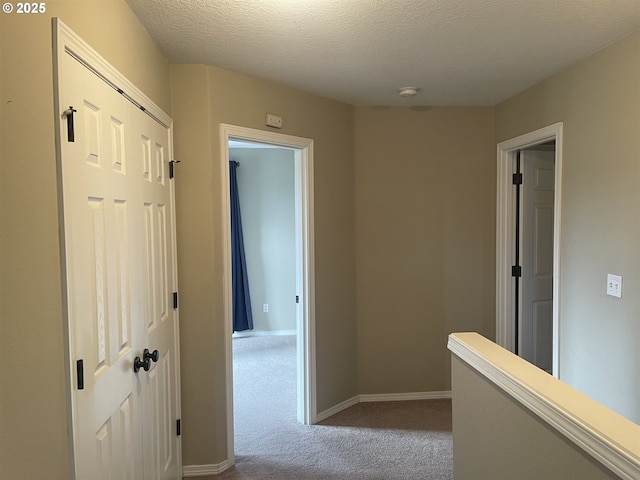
219, 124, 316, 464
496, 122, 563, 377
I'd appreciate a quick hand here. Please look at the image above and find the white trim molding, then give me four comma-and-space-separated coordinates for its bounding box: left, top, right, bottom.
182, 460, 233, 477
495, 122, 563, 377
315, 396, 360, 423
359, 391, 452, 402
314, 391, 453, 423
448, 332, 640, 480
219, 124, 316, 469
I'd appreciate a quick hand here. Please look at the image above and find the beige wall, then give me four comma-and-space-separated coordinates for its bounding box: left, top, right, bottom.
0, 1, 171, 478
170, 64, 357, 465
354, 107, 496, 394
451, 356, 622, 480
496, 31, 640, 422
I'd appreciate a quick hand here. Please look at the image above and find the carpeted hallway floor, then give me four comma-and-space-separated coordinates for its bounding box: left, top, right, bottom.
193, 335, 453, 479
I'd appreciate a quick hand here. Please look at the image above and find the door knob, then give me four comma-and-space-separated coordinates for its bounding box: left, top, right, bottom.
144, 349, 159, 363
133, 356, 150, 373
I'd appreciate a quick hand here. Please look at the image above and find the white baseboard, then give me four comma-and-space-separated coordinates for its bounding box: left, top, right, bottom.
232, 330, 296, 338
314, 390, 452, 423
315, 395, 360, 422
182, 459, 233, 477
359, 390, 452, 402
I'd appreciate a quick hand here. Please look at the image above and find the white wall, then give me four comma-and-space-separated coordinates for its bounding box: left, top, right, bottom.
231, 147, 296, 333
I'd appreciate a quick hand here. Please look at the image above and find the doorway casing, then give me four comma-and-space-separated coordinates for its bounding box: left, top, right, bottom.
219, 124, 316, 465
496, 122, 563, 377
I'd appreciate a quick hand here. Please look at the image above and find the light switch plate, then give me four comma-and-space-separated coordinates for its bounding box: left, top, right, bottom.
606, 274, 622, 298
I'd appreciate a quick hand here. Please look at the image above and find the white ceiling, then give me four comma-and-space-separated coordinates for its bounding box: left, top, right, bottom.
126, 0, 640, 107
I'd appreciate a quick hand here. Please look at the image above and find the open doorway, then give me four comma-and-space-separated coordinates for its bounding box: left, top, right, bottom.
228, 140, 297, 454
496, 123, 563, 377
220, 124, 316, 466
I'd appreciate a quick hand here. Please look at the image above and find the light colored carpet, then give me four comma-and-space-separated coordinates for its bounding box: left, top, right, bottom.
198, 335, 452, 479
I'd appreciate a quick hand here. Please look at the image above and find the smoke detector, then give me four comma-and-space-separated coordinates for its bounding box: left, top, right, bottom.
398, 87, 418, 97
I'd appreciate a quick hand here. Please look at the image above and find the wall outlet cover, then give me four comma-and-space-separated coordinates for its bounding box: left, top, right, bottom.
606, 274, 622, 298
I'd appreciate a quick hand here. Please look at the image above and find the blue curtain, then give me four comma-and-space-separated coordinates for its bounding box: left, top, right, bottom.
229, 161, 253, 332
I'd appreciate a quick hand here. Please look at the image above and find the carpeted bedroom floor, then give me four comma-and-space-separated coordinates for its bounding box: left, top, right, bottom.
191, 335, 453, 479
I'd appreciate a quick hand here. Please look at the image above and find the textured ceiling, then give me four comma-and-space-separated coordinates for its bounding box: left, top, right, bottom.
126, 0, 640, 106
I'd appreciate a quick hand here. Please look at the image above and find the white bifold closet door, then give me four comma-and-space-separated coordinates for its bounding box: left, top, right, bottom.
56, 22, 181, 480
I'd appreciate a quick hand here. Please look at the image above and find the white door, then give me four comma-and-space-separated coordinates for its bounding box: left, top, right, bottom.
520, 149, 555, 373
57, 29, 180, 479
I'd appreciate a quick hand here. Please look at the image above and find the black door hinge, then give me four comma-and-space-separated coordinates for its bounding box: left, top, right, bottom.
77, 359, 84, 390
169, 160, 181, 179
176, 419, 181, 436
512, 172, 523, 185
512, 265, 522, 277
296, 295, 300, 304
173, 292, 178, 309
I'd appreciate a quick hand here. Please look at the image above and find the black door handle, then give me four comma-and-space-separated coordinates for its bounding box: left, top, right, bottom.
63, 106, 77, 142
144, 349, 159, 363
133, 356, 150, 373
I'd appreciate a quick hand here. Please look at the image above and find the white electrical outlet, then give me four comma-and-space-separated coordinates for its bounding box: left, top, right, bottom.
263, 303, 269, 313
606, 274, 622, 298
